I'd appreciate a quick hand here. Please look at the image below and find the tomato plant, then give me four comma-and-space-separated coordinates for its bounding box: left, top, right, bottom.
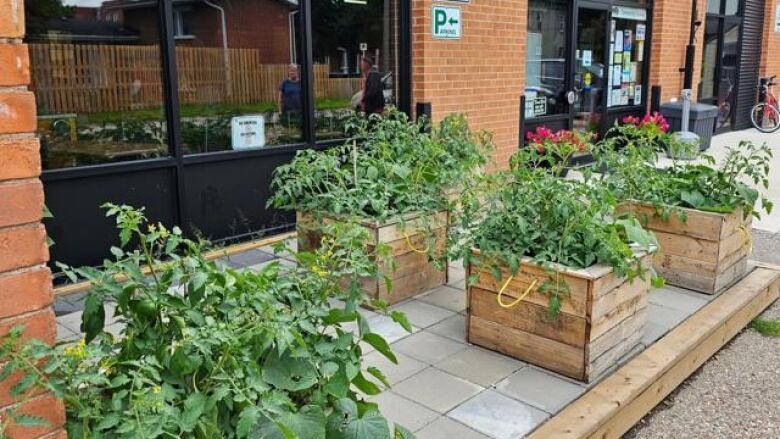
0, 204, 415, 439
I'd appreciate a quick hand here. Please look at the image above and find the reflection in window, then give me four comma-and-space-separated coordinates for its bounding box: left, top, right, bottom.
699, 17, 720, 101
312, 0, 399, 140
168, 0, 303, 154
525, 0, 568, 118
26, 0, 168, 170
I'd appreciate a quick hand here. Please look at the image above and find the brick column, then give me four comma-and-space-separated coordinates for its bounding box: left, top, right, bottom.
412, 0, 527, 168
649, 0, 707, 103
761, 0, 780, 79
0, 0, 66, 437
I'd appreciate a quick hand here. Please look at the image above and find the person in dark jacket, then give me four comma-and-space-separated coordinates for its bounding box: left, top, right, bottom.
278, 64, 301, 125
360, 57, 385, 115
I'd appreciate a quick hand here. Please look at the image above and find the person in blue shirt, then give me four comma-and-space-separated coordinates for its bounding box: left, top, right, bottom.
278, 64, 301, 124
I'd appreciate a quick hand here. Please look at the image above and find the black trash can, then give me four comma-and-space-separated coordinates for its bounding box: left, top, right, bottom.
659, 102, 718, 151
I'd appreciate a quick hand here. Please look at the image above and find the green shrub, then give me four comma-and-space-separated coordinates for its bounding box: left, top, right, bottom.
268, 109, 492, 221
593, 140, 773, 221
0, 205, 415, 439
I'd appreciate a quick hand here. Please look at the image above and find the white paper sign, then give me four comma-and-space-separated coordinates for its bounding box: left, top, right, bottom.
582, 50, 592, 67
231, 115, 266, 149
634, 85, 642, 105
636, 24, 646, 41
775, 5, 780, 33
614, 31, 624, 52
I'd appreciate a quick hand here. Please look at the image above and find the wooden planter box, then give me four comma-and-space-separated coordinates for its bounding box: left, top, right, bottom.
467, 251, 652, 382
620, 201, 751, 295
297, 211, 448, 305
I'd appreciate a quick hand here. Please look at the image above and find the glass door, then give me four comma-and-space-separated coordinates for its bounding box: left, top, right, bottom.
572, 7, 608, 133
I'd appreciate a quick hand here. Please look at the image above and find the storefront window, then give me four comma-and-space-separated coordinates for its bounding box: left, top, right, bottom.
311, 0, 400, 140
174, 0, 303, 154
606, 7, 648, 108
26, 0, 168, 170
525, 0, 568, 118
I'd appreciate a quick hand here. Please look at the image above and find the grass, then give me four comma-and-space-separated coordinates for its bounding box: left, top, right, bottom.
750, 317, 780, 337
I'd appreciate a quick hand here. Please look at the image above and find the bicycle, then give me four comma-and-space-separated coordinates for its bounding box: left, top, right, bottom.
750, 75, 780, 133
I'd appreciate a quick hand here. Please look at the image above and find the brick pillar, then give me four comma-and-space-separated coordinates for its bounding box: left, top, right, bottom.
760, 0, 780, 79
649, 0, 707, 103
0, 0, 66, 437
412, 0, 527, 168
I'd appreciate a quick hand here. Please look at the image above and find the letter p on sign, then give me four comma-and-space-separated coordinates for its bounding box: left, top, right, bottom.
432, 6, 461, 39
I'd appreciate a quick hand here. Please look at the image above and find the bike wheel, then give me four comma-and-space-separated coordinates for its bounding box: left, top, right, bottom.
751, 103, 780, 133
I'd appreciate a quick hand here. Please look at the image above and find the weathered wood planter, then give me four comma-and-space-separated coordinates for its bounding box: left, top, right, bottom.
467, 250, 652, 382
620, 201, 751, 294
297, 211, 448, 305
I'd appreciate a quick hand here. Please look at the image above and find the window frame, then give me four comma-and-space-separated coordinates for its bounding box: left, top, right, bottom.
41, 0, 412, 179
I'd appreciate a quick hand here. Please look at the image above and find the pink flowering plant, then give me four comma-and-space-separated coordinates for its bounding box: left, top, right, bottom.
516, 126, 593, 176
603, 112, 669, 150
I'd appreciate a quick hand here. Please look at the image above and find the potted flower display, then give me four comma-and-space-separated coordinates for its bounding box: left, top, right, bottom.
453, 153, 660, 382
522, 126, 593, 177
0, 205, 416, 438
269, 109, 491, 305
606, 112, 698, 160
598, 140, 773, 294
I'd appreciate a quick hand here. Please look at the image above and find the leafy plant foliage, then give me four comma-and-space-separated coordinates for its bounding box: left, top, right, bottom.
593, 140, 773, 220
452, 148, 660, 318
268, 109, 492, 221
0, 205, 415, 439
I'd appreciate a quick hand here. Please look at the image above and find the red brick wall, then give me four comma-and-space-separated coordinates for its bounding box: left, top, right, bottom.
0, 0, 63, 436
761, 0, 780, 79
412, 0, 526, 168
649, 0, 707, 103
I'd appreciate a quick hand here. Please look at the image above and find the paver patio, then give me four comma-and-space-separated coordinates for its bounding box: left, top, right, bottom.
54, 239, 720, 438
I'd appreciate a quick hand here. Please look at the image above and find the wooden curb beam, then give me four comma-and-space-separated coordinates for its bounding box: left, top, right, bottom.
53, 231, 296, 298
528, 266, 780, 439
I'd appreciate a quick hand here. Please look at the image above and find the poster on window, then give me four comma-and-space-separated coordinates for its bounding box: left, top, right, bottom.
613, 66, 622, 86
231, 115, 266, 149
636, 24, 646, 41
612, 89, 622, 107
637, 41, 644, 61
624, 30, 633, 52
615, 31, 624, 51
635, 85, 642, 105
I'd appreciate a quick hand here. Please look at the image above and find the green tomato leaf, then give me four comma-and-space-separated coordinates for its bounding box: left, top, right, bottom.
81, 293, 105, 343
180, 392, 208, 432
361, 333, 397, 364
329, 409, 391, 439
263, 352, 318, 392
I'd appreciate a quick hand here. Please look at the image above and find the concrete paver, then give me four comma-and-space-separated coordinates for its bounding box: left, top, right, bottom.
414, 415, 489, 439
390, 299, 456, 328
369, 391, 439, 432
417, 285, 467, 313
392, 330, 467, 365
426, 313, 467, 343
363, 350, 428, 385
649, 287, 710, 314
448, 390, 549, 439
393, 367, 483, 413
495, 366, 586, 414
436, 346, 525, 387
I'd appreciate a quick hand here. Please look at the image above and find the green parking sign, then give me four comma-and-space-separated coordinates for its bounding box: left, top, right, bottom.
432, 6, 461, 39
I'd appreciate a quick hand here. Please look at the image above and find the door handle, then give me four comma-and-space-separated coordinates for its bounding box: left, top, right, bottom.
567, 90, 578, 104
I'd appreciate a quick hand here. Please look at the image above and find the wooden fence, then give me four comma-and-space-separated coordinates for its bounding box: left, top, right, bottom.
29, 44, 363, 114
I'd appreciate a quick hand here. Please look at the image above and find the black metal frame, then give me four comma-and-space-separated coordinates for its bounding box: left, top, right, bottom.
41, 0, 413, 269
522, 0, 654, 143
